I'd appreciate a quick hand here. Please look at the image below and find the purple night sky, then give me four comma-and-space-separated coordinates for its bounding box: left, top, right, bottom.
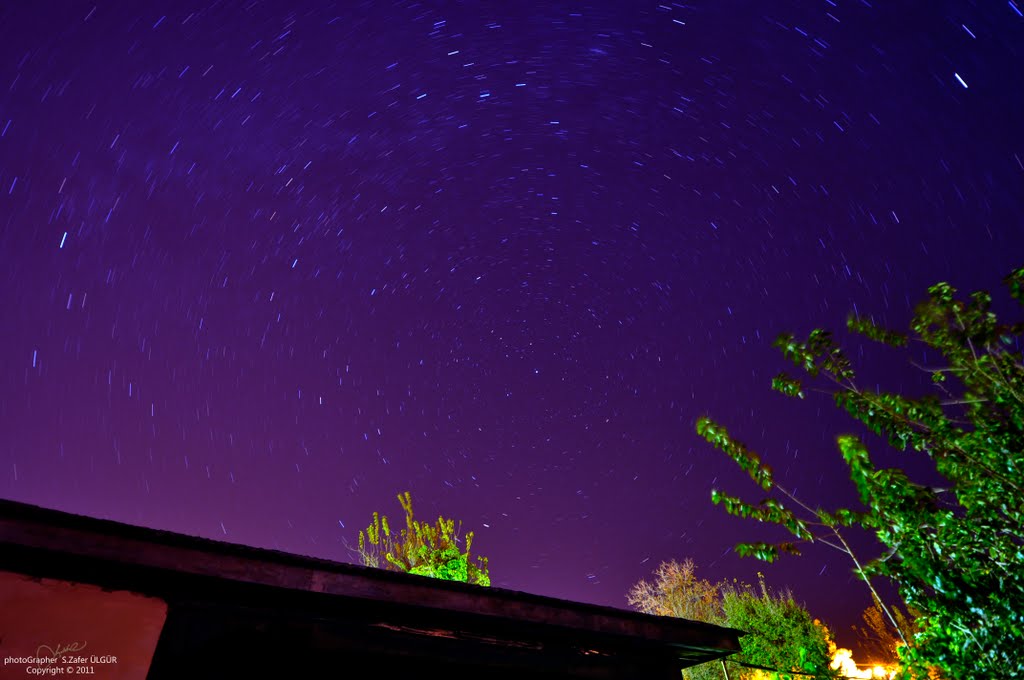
3, 0, 1022, 654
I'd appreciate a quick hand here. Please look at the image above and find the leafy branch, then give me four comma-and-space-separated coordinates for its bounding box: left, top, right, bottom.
698, 266, 1024, 679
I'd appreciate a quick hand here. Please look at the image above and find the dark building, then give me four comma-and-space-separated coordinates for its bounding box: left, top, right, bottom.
0, 499, 742, 679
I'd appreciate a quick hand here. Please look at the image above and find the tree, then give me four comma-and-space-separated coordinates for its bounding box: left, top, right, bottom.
357, 491, 490, 586
852, 599, 918, 667
627, 559, 728, 680
721, 575, 840, 680
627, 561, 838, 680
627, 558, 727, 623
696, 267, 1024, 679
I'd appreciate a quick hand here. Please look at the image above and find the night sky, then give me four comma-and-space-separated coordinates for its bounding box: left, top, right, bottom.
3, 0, 1023, 654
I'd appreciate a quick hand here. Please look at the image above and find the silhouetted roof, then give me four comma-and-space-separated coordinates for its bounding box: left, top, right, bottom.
0, 498, 742, 679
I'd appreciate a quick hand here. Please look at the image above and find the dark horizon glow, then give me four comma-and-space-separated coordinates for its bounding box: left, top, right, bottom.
2, 0, 1022, 657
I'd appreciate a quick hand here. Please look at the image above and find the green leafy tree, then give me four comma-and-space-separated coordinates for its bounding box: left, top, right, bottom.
357, 491, 490, 586
627, 561, 837, 680
721, 575, 840, 680
696, 267, 1024, 679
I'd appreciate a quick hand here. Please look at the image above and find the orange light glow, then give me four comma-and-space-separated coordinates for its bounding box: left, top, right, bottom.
830, 645, 898, 679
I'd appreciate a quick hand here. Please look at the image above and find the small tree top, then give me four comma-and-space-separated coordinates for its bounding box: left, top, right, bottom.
357, 491, 490, 586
